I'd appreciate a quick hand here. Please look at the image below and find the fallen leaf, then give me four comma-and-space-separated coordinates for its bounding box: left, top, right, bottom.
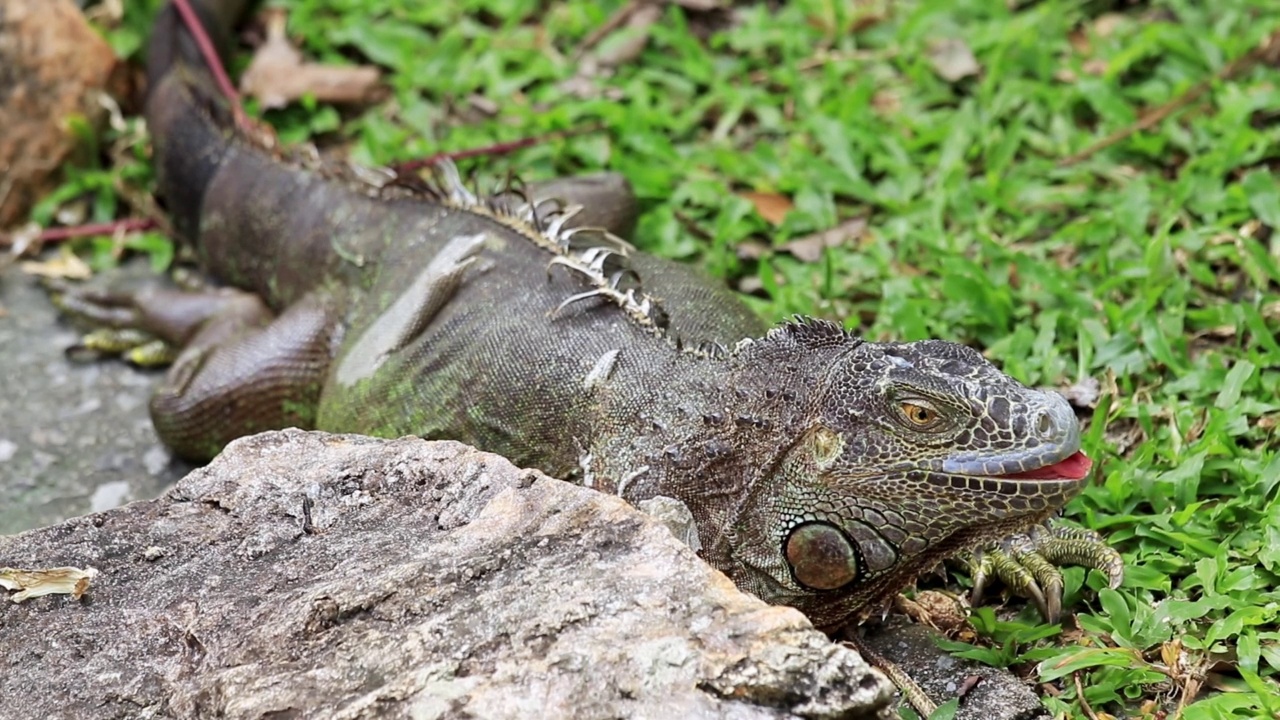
593, 3, 662, 69
739, 191, 793, 225
672, 0, 723, 10
738, 275, 765, 294
781, 217, 867, 262
735, 240, 769, 260
871, 88, 901, 115
20, 249, 92, 279
1060, 376, 1101, 409
467, 94, 499, 117
1091, 13, 1127, 38
1067, 27, 1091, 54
0, 566, 99, 602
0, 0, 120, 226
239, 8, 381, 110
926, 37, 981, 82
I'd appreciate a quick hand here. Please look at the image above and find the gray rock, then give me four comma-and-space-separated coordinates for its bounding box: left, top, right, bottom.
0, 266, 190, 534
0, 430, 895, 720
859, 621, 1048, 719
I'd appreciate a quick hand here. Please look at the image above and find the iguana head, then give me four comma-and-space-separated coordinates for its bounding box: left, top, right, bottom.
725, 321, 1092, 628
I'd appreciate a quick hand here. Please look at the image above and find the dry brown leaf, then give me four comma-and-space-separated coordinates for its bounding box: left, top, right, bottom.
871, 88, 901, 116
672, 0, 723, 10
1, 566, 99, 602
738, 275, 765, 295
739, 191, 793, 225
910, 590, 971, 635
240, 9, 381, 110
594, 4, 662, 69
0, 0, 120, 227
781, 217, 867, 262
735, 240, 769, 260
926, 37, 981, 82
20, 249, 92, 280
1060, 376, 1102, 409
1092, 13, 1127, 38
1067, 27, 1091, 54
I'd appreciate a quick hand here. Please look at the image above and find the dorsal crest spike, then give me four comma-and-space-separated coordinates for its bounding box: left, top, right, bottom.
373, 159, 742, 358
392, 159, 690, 340
768, 315, 860, 349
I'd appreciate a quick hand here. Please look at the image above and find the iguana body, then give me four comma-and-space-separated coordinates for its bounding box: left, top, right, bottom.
66, 0, 1117, 629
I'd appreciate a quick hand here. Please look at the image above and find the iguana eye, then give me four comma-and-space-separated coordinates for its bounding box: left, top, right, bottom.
901, 402, 938, 427
784, 523, 858, 591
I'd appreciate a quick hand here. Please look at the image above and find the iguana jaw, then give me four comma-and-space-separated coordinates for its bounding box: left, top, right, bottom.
938, 385, 1089, 480
999, 449, 1092, 480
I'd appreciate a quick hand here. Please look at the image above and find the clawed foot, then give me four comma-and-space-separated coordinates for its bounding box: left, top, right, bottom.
965, 522, 1124, 623
66, 328, 177, 366
45, 278, 179, 367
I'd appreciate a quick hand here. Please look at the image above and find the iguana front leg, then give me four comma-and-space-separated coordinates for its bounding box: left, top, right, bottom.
968, 522, 1123, 622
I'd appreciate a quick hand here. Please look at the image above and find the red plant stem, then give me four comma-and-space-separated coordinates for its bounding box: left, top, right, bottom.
171, 0, 250, 131
393, 125, 606, 173
37, 218, 157, 242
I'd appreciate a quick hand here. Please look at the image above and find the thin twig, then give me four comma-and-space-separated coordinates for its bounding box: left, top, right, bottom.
40, 218, 157, 241
748, 48, 891, 84
1074, 672, 1101, 720
392, 124, 605, 173
843, 636, 938, 717
572, 0, 645, 61
0, 219, 157, 248
172, 0, 250, 132
1060, 28, 1280, 166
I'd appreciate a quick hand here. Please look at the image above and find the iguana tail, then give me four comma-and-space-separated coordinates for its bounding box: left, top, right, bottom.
145, 0, 253, 243
144, 0, 375, 308
146, 0, 251, 93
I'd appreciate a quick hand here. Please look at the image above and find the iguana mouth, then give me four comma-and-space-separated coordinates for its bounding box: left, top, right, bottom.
998, 450, 1092, 481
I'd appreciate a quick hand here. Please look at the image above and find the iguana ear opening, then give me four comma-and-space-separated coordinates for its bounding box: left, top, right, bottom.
784, 522, 859, 591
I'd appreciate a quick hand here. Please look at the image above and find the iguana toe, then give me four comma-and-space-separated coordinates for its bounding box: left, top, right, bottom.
968, 523, 1123, 623
50, 285, 146, 329
124, 338, 179, 367
66, 328, 167, 365
1034, 524, 1126, 591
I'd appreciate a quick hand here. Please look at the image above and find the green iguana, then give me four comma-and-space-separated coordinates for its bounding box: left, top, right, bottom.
58, 0, 1121, 631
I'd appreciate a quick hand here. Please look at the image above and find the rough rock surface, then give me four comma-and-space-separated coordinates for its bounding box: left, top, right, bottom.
0, 0, 120, 226
0, 266, 191, 535
0, 431, 894, 720
860, 622, 1048, 719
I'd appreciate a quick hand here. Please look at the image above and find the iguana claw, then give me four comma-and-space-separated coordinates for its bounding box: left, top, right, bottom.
967, 523, 1123, 623
66, 328, 176, 367
49, 280, 181, 367
48, 282, 146, 329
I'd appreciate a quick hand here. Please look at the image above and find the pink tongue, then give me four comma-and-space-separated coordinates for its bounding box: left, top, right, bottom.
1002, 450, 1092, 480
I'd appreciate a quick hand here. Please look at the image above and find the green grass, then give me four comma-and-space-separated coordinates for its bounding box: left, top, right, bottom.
50, 0, 1280, 716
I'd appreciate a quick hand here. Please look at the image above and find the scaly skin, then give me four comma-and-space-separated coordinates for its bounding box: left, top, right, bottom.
57, 0, 1121, 630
